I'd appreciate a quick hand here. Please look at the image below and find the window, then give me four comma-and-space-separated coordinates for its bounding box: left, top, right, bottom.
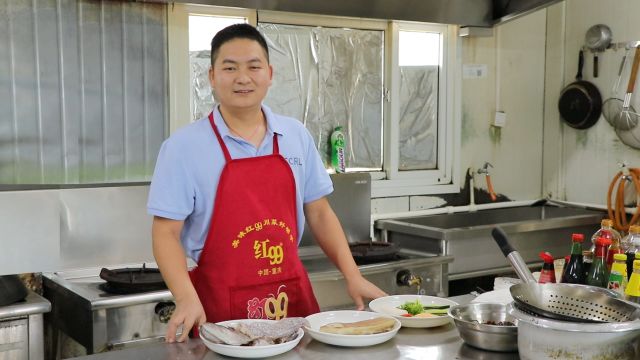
0, 0, 167, 184
168, 7, 460, 197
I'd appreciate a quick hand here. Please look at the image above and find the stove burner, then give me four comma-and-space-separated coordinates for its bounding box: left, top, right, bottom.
99, 265, 167, 294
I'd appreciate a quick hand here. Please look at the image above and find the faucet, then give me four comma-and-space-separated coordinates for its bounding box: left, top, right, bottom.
477, 162, 497, 202
396, 270, 423, 287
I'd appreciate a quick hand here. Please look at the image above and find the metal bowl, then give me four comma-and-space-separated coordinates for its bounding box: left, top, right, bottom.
448, 303, 518, 352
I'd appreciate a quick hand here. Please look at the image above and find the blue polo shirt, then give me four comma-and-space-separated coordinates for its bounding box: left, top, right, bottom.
147, 105, 333, 262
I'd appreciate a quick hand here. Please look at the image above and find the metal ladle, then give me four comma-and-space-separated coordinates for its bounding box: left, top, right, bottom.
585, 24, 612, 78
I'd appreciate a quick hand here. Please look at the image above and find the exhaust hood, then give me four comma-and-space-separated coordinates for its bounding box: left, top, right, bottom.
159, 0, 561, 27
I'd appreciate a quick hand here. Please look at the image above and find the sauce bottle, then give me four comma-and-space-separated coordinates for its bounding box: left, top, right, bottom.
538, 251, 556, 284
561, 233, 584, 284
625, 260, 640, 304
624, 225, 640, 279
586, 237, 612, 288
589, 219, 621, 260
608, 253, 628, 296
582, 250, 593, 280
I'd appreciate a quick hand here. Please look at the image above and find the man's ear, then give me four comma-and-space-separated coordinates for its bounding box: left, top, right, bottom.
208, 67, 215, 88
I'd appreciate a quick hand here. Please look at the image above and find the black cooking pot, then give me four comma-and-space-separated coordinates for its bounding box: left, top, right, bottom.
0, 275, 29, 306
558, 50, 603, 129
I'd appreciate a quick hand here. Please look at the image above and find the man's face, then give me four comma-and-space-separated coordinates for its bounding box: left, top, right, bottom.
209, 38, 273, 112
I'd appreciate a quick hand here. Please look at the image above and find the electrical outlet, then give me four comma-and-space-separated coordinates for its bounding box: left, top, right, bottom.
493, 111, 506, 127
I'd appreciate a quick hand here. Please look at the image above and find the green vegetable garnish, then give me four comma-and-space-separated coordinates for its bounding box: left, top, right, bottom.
398, 299, 424, 315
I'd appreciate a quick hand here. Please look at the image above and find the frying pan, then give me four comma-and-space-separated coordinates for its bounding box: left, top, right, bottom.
558, 50, 603, 129
349, 241, 398, 264
491, 227, 640, 323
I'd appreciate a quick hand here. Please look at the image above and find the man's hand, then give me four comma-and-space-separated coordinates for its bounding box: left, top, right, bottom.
166, 294, 207, 343
346, 274, 388, 310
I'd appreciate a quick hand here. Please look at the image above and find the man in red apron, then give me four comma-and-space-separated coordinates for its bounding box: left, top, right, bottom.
150, 24, 386, 343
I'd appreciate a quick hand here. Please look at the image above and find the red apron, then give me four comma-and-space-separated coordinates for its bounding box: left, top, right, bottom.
189, 112, 320, 324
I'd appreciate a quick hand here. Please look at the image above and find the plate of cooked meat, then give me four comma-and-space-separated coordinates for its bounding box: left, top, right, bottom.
304, 310, 400, 347
199, 317, 306, 358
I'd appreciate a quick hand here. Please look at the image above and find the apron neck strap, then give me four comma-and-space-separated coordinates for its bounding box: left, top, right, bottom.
209, 112, 280, 163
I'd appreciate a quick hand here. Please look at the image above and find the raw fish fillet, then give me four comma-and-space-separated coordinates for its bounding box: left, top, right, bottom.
235, 317, 308, 341
200, 323, 252, 345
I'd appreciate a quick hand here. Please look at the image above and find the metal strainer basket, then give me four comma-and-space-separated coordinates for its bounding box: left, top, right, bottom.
492, 227, 640, 323
510, 282, 640, 323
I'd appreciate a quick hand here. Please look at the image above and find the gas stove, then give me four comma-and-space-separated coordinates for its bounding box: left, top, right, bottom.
42, 263, 175, 357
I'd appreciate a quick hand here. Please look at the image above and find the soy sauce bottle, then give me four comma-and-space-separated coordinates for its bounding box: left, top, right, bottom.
561, 233, 585, 284
538, 251, 556, 284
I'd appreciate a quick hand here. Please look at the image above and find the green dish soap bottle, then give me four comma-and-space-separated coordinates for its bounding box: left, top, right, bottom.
331, 126, 346, 173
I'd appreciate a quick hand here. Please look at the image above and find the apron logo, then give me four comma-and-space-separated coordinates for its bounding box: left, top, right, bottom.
245, 285, 289, 320
254, 239, 284, 265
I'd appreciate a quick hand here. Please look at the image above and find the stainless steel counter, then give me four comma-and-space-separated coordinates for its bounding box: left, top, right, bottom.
67, 323, 519, 360
69, 295, 519, 360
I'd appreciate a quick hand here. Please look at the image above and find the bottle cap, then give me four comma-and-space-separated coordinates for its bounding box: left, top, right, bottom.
571, 233, 584, 242
614, 253, 627, 261
565, 255, 570, 262
596, 237, 612, 246
602, 219, 613, 227
334, 126, 343, 131
630, 225, 640, 234
539, 251, 554, 263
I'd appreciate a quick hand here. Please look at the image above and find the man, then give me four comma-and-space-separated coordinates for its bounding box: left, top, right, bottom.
148, 23, 386, 343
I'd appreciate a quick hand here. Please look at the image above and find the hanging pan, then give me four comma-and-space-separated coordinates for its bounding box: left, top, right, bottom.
491, 227, 640, 323
558, 50, 603, 129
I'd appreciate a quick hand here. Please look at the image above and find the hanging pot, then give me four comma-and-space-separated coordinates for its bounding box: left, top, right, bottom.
558, 50, 603, 129
0, 275, 29, 306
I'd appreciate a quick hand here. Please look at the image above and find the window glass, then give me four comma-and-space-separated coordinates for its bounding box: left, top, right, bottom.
188, 15, 246, 120
398, 30, 441, 171
258, 23, 384, 170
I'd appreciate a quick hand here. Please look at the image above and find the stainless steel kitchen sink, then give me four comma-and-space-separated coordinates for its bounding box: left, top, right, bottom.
375, 205, 605, 280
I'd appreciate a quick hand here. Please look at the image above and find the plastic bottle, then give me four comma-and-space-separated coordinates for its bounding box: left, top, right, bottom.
330, 126, 346, 173
589, 219, 621, 259
625, 260, 640, 304
586, 237, 612, 288
624, 225, 640, 279
608, 253, 628, 296
538, 251, 556, 284
561, 233, 585, 284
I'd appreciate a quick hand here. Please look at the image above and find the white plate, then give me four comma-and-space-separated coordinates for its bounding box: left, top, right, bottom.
199, 319, 304, 358
369, 295, 458, 328
304, 310, 400, 347
471, 288, 513, 305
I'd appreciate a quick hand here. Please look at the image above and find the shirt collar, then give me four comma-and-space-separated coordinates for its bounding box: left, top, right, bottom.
212, 104, 285, 138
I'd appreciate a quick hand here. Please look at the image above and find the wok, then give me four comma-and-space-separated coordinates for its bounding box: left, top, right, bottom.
0, 275, 28, 306
491, 227, 640, 323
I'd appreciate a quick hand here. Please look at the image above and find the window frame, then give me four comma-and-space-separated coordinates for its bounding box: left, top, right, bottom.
375, 21, 461, 197
167, 7, 461, 198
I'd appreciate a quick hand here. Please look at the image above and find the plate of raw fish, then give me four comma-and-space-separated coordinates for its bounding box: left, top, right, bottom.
304, 310, 400, 347
199, 317, 306, 358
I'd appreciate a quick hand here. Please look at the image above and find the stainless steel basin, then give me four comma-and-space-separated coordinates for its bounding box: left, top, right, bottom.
375, 205, 605, 280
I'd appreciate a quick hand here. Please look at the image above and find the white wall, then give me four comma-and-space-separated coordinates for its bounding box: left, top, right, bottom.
544, 0, 640, 205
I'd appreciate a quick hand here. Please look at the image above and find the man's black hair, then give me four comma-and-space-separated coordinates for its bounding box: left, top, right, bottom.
210, 23, 270, 65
